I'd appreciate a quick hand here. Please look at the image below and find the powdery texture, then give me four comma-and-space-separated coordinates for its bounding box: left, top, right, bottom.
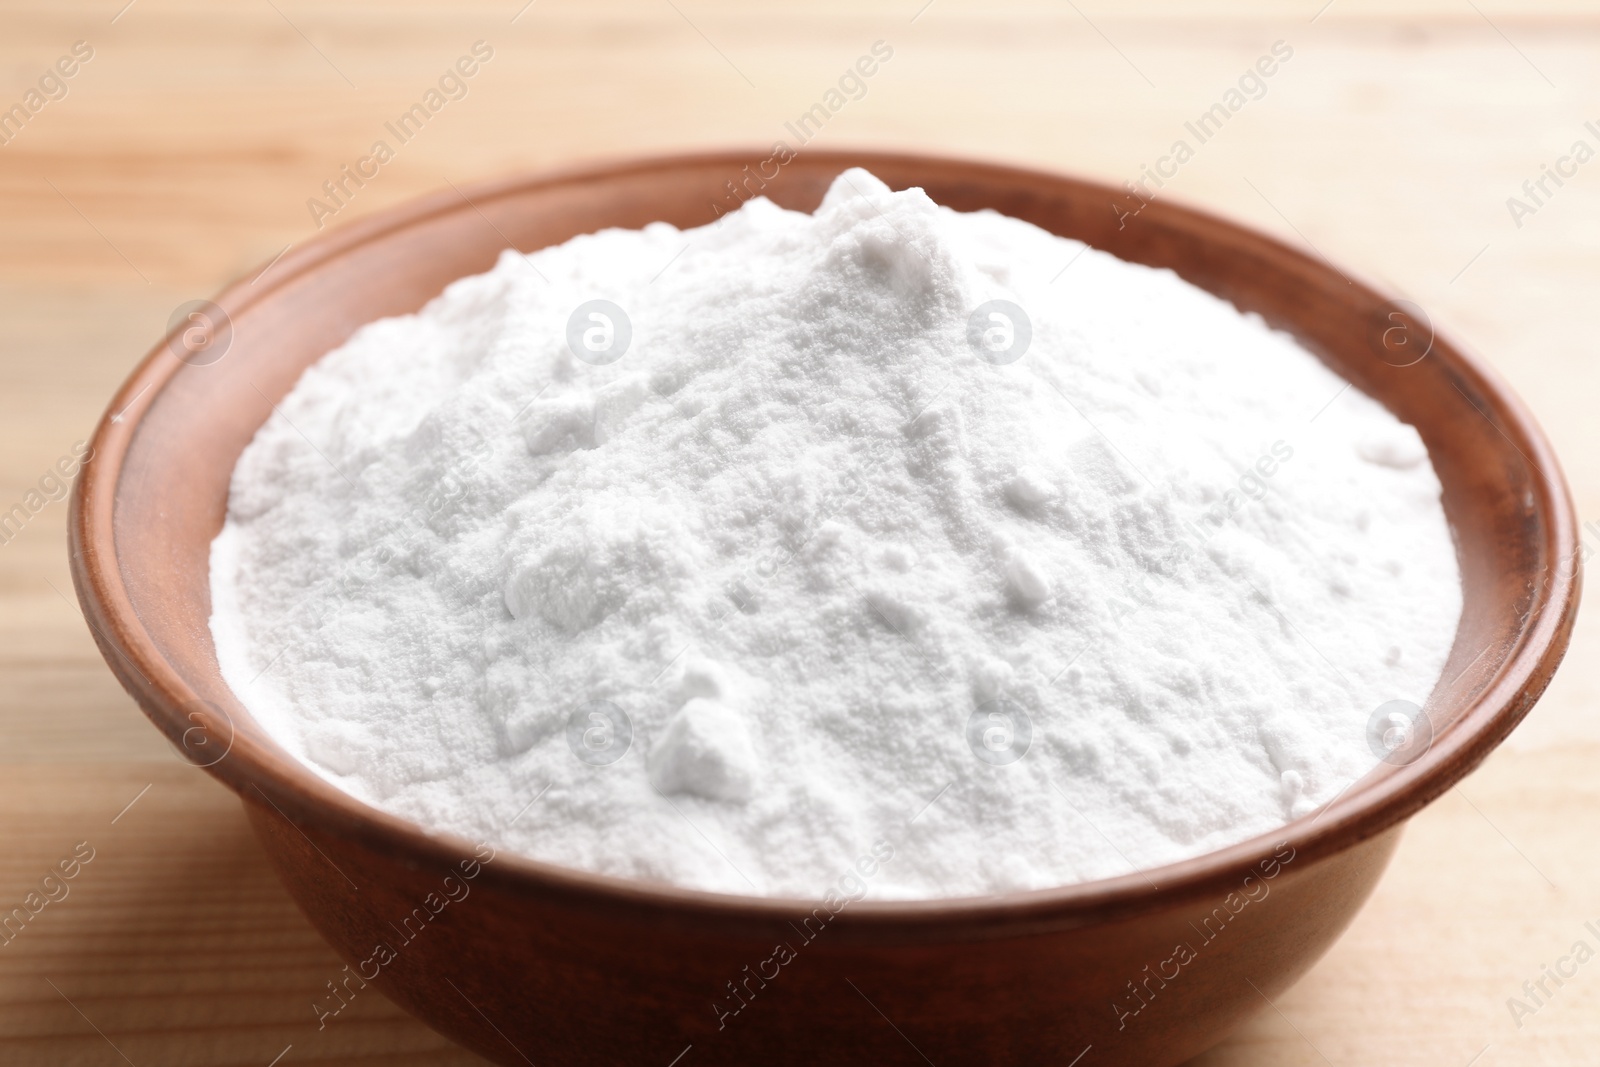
210, 169, 1462, 899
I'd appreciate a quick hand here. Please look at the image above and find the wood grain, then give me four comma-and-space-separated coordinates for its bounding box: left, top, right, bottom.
2, 1, 1598, 1064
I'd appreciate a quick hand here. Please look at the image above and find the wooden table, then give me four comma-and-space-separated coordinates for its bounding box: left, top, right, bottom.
2, 1, 1596, 1063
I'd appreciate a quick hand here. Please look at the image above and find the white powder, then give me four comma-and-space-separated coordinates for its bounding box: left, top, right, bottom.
210, 169, 1461, 899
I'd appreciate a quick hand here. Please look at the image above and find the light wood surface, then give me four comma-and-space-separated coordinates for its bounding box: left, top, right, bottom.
1, 1, 1596, 1064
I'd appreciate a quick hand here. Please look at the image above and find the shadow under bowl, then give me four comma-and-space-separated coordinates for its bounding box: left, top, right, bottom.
69, 150, 1579, 1067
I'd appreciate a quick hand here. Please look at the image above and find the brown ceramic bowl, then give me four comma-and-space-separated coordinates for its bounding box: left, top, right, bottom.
70, 151, 1578, 1066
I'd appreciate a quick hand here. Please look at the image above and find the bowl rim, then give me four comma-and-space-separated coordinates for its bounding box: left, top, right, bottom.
69, 148, 1581, 931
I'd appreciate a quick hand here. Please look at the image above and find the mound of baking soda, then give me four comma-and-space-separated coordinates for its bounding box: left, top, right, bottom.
210, 169, 1461, 898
